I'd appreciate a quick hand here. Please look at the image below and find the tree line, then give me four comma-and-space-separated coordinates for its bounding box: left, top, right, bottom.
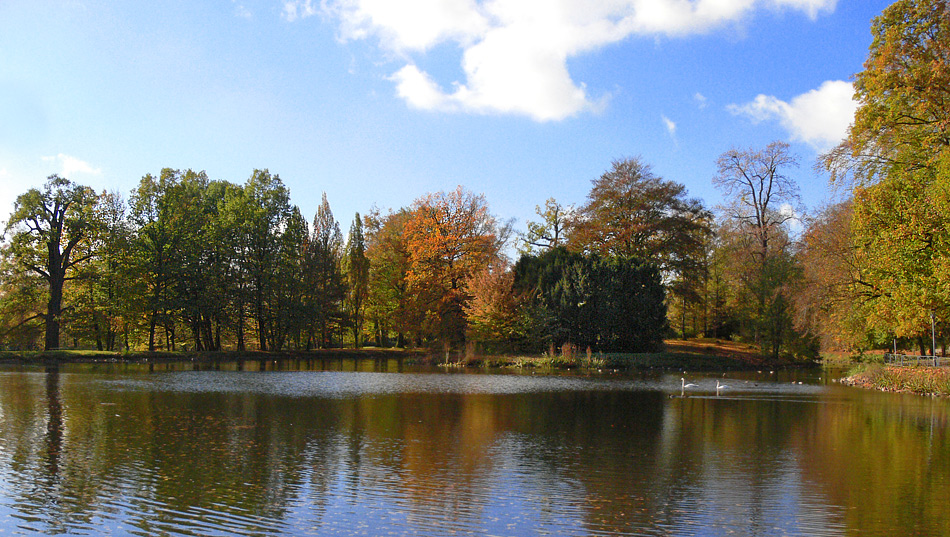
1, 0, 946, 358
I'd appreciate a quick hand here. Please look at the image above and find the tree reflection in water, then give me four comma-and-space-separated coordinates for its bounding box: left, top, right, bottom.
0, 365, 947, 535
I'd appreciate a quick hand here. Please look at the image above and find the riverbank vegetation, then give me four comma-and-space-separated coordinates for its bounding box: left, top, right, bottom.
0, 1, 947, 367
841, 364, 950, 397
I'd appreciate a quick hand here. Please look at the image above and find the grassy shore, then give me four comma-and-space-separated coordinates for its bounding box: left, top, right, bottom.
450, 338, 804, 371
840, 363, 950, 396
0, 338, 805, 372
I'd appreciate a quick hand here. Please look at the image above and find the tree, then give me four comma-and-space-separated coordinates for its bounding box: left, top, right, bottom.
822, 0, 950, 347
363, 208, 414, 347
65, 190, 133, 351
520, 198, 572, 255
463, 263, 522, 348
793, 200, 874, 351
403, 186, 508, 345
273, 207, 310, 350
305, 193, 345, 349
512, 247, 667, 353
4, 175, 99, 350
568, 157, 711, 277
824, 0, 949, 187
345, 213, 369, 347
243, 170, 293, 351
713, 142, 802, 358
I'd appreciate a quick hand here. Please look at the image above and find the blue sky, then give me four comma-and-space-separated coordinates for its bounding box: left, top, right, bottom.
0, 0, 891, 242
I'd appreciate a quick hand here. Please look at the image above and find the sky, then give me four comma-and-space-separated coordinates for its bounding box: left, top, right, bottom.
0, 0, 893, 243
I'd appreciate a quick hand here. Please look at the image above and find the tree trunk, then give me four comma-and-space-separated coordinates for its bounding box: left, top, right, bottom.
44, 272, 65, 351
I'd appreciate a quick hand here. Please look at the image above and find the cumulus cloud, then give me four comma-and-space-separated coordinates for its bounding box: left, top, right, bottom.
728, 80, 857, 150
42, 154, 102, 179
320, 0, 838, 121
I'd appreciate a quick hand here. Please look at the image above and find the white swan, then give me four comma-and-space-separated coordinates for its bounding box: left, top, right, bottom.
680, 378, 698, 395
716, 380, 730, 395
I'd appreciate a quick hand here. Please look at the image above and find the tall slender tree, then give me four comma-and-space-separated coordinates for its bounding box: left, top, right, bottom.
306, 193, 345, 349
345, 213, 369, 347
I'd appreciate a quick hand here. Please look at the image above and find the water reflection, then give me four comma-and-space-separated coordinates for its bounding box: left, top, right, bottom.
0, 365, 948, 535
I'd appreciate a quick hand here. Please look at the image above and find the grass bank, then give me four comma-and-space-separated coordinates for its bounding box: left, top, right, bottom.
1, 339, 805, 372
449, 338, 805, 372
840, 363, 950, 396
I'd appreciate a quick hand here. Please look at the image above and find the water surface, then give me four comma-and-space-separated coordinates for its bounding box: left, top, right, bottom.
0, 362, 947, 536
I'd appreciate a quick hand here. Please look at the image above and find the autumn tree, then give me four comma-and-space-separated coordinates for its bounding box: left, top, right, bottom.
569, 158, 711, 274
823, 0, 950, 348
793, 200, 875, 351
4, 175, 99, 350
463, 263, 522, 349
714, 141, 803, 358
403, 186, 508, 345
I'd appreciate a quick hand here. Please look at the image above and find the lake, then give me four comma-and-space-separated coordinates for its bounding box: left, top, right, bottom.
0, 359, 948, 536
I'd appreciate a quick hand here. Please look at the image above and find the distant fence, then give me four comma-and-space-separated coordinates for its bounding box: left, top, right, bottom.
884, 353, 947, 367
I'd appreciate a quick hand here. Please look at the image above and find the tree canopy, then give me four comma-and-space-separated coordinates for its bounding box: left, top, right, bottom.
4, 175, 99, 350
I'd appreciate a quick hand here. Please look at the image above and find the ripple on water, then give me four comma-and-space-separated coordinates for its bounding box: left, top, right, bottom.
103, 370, 671, 399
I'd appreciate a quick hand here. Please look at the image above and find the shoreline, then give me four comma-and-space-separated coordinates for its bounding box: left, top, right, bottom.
0, 344, 808, 373
839, 364, 950, 397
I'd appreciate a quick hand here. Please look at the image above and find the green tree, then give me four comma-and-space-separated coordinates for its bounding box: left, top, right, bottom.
273, 206, 310, 350
64, 191, 133, 351
513, 247, 667, 353
243, 170, 293, 351
305, 193, 345, 349
363, 208, 413, 347
4, 175, 99, 350
520, 198, 572, 255
345, 213, 369, 347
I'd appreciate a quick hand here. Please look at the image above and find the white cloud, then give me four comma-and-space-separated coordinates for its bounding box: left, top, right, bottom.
728, 80, 857, 150
780, 202, 803, 235
694, 92, 708, 109
42, 154, 102, 179
662, 115, 676, 138
773, 0, 837, 19
322, 0, 838, 121
282, 0, 319, 22
233, 2, 252, 20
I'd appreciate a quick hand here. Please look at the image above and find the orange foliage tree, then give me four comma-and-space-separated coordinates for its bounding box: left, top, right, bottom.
402, 186, 509, 345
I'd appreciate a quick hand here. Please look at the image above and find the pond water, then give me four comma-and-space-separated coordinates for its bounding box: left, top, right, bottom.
0, 360, 948, 536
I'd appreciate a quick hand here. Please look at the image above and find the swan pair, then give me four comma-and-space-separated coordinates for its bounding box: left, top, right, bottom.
679, 378, 730, 395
